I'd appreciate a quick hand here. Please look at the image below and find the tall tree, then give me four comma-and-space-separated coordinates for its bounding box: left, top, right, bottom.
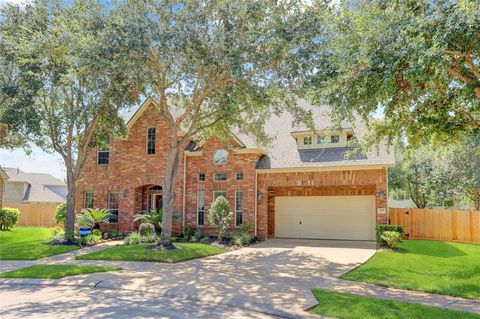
111, 0, 312, 244
451, 136, 480, 210
0, 0, 138, 239
309, 0, 480, 146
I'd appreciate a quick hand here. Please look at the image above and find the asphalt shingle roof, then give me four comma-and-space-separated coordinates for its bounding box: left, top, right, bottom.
122, 98, 395, 169
4, 168, 66, 202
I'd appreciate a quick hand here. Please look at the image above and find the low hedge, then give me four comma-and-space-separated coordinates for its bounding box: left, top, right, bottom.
0, 207, 20, 231
375, 224, 404, 245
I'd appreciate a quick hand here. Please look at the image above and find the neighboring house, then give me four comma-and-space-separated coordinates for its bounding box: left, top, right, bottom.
0, 167, 8, 208
76, 98, 394, 240
4, 168, 67, 204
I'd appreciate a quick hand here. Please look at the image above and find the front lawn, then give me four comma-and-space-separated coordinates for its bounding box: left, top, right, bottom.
0, 227, 78, 260
343, 240, 480, 299
310, 289, 479, 319
76, 242, 226, 263
0, 264, 120, 279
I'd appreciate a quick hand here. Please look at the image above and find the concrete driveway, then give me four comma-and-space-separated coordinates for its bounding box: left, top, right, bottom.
0, 239, 376, 318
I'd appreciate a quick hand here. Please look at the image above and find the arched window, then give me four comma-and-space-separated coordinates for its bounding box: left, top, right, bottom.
213, 149, 228, 165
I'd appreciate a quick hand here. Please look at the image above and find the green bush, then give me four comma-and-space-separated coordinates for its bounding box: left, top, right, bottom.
54, 202, 66, 225
233, 232, 250, 246
380, 231, 402, 249
124, 232, 141, 245
0, 207, 20, 230
140, 232, 158, 243
193, 228, 205, 240
139, 222, 155, 236
207, 196, 232, 242
200, 236, 210, 244
376, 224, 404, 245
92, 229, 102, 237
182, 224, 192, 240
50, 227, 66, 243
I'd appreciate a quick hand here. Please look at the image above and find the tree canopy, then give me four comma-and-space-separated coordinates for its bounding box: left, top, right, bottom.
0, 0, 139, 238
308, 0, 480, 146
109, 0, 315, 242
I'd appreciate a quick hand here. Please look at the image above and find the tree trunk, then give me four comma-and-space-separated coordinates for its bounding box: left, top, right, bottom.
65, 171, 76, 241
159, 139, 180, 244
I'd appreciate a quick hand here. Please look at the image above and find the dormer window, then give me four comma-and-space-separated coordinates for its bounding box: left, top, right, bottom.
331, 135, 340, 143
303, 136, 312, 145
317, 135, 326, 144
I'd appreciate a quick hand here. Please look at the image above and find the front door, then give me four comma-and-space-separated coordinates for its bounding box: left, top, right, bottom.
152, 194, 162, 211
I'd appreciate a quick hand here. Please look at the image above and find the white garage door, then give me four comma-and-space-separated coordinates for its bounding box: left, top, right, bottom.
275, 195, 376, 240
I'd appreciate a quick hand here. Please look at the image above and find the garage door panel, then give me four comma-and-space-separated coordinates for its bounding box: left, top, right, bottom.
275, 196, 375, 240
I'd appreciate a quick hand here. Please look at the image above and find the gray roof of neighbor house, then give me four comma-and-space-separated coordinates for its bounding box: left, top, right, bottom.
4, 168, 66, 202
122, 97, 395, 169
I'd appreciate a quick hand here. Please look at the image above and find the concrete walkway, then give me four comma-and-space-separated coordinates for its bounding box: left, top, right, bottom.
1, 238, 479, 318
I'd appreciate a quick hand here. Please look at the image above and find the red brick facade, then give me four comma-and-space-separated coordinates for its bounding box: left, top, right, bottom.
76, 101, 388, 238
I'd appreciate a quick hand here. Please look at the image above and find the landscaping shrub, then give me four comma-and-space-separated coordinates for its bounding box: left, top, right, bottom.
140, 232, 158, 243
54, 202, 66, 226
124, 232, 141, 245
124, 232, 158, 245
200, 236, 210, 244
139, 222, 155, 236
207, 196, 232, 242
380, 231, 402, 249
50, 227, 66, 244
107, 230, 122, 239
192, 228, 205, 242
133, 209, 162, 233
82, 208, 111, 229
182, 224, 192, 240
92, 229, 102, 237
376, 224, 404, 245
0, 207, 20, 231
233, 232, 250, 246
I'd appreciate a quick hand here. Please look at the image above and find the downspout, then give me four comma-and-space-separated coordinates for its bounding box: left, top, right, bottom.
254, 170, 257, 237
182, 151, 187, 228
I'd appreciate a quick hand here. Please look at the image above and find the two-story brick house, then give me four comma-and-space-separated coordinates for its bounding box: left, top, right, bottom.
76, 97, 394, 240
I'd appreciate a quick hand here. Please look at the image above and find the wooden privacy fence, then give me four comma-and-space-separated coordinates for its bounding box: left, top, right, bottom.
3, 202, 60, 227
390, 208, 480, 243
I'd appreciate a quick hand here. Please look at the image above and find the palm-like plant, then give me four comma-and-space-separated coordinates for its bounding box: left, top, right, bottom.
133, 209, 162, 233
81, 208, 112, 229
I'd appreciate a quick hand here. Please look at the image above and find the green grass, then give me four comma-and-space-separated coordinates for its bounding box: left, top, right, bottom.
343, 240, 480, 299
0, 264, 120, 279
0, 227, 78, 260
310, 289, 480, 319
76, 242, 226, 263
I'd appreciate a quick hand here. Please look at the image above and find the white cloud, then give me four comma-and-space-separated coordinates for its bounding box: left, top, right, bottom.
0, 0, 29, 7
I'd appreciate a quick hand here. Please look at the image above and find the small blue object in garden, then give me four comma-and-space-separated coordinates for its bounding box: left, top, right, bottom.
79, 227, 92, 236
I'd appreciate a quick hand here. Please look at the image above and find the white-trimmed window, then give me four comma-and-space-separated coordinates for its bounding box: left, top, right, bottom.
235, 172, 243, 181
198, 173, 205, 182
317, 135, 326, 144
213, 190, 227, 201
213, 172, 227, 181
330, 135, 340, 143
197, 190, 205, 226
108, 192, 119, 223
213, 149, 228, 165
146, 127, 156, 155
97, 147, 109, 164
84, 191, 94, 209
303, 136, 312, 145
235, 190, 243, 227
